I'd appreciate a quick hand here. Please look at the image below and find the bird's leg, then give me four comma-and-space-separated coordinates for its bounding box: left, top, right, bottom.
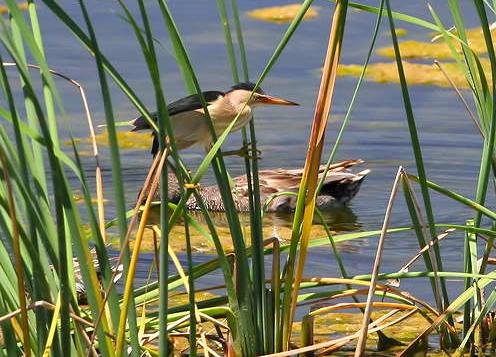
222, 142, 261, 160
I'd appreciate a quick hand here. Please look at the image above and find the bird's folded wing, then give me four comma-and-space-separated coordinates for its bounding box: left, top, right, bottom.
129, 90, 224, 131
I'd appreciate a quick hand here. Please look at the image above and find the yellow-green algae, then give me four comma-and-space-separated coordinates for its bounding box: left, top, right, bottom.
377, 27, 495, 60
337, 60, 490, 88
70, 130, 152, 150
168, 290, 218, 309
123, 220, 338, 254
293, 310, 450, 355
394, 28, 408, 38
165, 309, 448, 355
247, 4, 319, 23
114, 207, 358, 254
72, 193, 107, 204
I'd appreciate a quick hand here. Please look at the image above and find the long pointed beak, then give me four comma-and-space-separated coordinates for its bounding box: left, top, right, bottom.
258, 94, 299, 106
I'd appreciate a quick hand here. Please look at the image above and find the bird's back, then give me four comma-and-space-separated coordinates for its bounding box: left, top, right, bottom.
129, 91, 225, 155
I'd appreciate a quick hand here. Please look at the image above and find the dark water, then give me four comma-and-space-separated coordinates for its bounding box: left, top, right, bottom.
28, 1, 492, 309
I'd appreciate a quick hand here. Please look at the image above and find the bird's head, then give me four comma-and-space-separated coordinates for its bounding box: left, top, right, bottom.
225, 82, 299, 108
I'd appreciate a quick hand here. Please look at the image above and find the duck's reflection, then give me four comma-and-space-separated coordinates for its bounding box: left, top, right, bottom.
148, 203, 360, 233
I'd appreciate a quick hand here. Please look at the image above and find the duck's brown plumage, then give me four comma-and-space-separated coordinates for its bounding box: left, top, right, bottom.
160, 159, 369, 212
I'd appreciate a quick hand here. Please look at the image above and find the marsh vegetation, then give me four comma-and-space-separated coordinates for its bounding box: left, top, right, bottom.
0, 1, 496, 356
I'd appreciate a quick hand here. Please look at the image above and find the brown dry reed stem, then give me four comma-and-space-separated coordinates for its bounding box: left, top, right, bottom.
305, 301, 417, 314
399, 228, 455, 273
0, 300, 114, 338
298, 276, 441, 318
434, 60, 483, 137
0, 146, 31, 356
115, 147, 169, 355
354, 166, 402, 357
88, 151, 162, 352
1, 62, 107, 240
285, 0, 347, 347
72, 315, 99, 357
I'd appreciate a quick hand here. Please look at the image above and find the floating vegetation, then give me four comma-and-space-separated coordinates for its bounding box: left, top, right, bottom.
377, 27, 494, 59
0, 2, 28, 14
70, 130, 152, 150
293, 310, 438, 353
72, 193, 107, 204
168, 290, 219, 309
393, 28, 408, 37
337, 60, 491, 88
247, 4, 319, 23
125, 218, 340, 254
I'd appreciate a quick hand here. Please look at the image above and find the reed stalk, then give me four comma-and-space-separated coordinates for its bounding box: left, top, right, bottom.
282, 0, 348, 350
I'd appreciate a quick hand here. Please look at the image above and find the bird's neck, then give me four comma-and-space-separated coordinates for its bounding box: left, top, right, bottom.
209, 97, 252, 133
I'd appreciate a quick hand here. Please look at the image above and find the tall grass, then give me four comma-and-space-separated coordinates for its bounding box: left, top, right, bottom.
0, 0, 496, 356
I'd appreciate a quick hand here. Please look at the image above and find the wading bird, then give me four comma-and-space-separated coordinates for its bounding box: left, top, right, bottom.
152, 160, 370, 212
129, 82, 298, 156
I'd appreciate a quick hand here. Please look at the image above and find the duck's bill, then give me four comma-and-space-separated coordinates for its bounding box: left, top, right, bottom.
259, 94, 299, 106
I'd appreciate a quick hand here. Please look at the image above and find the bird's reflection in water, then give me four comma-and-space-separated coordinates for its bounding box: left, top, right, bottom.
147, 204, 361, 234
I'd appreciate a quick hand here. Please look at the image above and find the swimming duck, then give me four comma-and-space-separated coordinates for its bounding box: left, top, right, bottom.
157, 159, 369, 212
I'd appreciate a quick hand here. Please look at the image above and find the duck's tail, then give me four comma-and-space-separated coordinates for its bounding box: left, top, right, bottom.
319, 168, 370, 204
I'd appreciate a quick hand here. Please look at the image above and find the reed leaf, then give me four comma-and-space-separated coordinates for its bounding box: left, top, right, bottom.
76, 1, 138, 353
319, 0, 384, 192
282, 0, 348, 350
384, 0, 450, 315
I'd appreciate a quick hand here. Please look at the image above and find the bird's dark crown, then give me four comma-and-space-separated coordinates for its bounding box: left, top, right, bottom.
228, 82, 265, 95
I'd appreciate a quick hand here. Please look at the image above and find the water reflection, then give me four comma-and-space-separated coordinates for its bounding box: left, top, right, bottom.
147, 203, 360, 233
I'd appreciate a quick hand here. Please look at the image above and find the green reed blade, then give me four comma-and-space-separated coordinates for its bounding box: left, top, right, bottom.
77, 1, 138, 353
215, 0, 268, 350
407, 175, 496, 221
41, 0, 158, 132
155, 2, 259, 353
318, 0, 384, 192
384, 0, 450, 314
472, 0, 496, 240
458, 286, 496, 352
402, 174, 443, 311
215, 0, 240, 83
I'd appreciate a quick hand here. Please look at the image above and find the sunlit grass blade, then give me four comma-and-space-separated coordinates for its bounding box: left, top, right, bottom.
457, 288, 496, 352
0, 144, 31, 355
215, 0, 267, 351
0, 42, 117, 357
76, 0, 138, 353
